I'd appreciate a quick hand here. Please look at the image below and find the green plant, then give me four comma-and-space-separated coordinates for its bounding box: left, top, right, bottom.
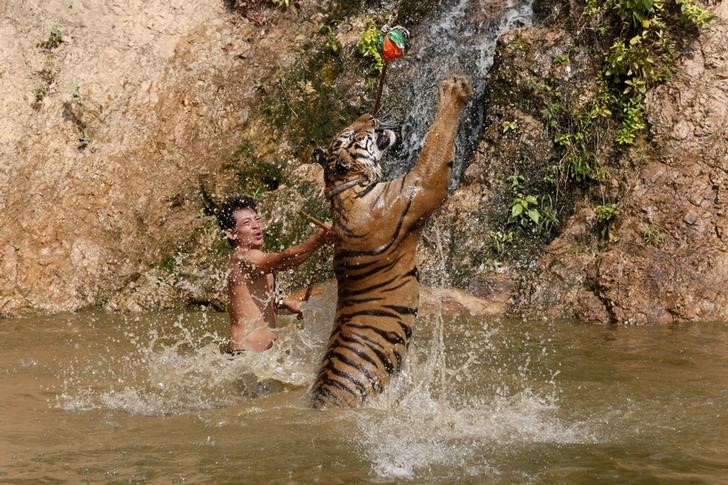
32, 87, 47, 109
641, 223, 665, 245
506, 174, 524, 193
271, 0, 290, 9
66, 85, 92, 150
541, 101, 562, 129
39, 66, 56, 85
78, 129, 90, 150
509, 195, 541, 226
594, 203, 620, 242
149, 256, 178, 274
537, 194, 559, 234
501, 120, 518, 134
39, 26, 63, 50
616, 97, 646, 144
553, 53, 570, 65
357, 20, 384, 73
590, 0, 714, 153
595, 203, 620, 223
488, 230, 513, 256
675, 0, 714, 26
324, 33, 341, 55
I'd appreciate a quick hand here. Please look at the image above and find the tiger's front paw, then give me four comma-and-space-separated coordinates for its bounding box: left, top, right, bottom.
439, 75, 472, 106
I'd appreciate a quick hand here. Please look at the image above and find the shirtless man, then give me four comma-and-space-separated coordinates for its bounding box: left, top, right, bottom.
217, 196, 334, 352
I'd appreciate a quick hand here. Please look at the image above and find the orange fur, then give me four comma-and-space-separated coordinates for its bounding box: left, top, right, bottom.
311, 76, 472, 408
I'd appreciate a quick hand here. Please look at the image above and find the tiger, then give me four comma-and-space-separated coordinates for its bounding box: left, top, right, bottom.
309, 75, 472, 408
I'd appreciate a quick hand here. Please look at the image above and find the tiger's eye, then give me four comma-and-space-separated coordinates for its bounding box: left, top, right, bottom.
335, 161, 349, 174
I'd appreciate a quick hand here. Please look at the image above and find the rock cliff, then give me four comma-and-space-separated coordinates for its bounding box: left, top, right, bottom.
1, 0, 725, 323
515, 1, 727, 323
1, 0, 327, 315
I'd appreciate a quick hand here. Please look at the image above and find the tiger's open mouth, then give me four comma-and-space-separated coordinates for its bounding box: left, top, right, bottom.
376, 129, 396, 151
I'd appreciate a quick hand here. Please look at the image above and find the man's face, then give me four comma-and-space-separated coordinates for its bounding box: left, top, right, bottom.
230, 208, 264, 249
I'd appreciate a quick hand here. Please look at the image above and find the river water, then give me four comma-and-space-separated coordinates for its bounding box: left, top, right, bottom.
2, 293, 727, 482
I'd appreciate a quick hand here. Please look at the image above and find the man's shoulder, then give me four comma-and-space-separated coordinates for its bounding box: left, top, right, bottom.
233, 247, 270, 273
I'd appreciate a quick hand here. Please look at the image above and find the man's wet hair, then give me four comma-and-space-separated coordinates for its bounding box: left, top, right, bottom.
217, 195, 258, 247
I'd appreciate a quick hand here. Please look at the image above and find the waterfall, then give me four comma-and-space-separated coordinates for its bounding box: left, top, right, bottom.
380, 0, 534, 188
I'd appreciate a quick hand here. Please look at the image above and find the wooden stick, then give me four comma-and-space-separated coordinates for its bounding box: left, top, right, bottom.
372, 61, 388, 117
297, 210, 329, 230
302, 255, 321, 302
297, 210, 331, 302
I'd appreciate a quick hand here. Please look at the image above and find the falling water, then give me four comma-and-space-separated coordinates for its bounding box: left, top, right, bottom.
381, 0, 534, 187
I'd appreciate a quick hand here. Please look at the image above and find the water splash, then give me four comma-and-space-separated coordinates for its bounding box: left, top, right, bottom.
55, 311, 330, 416
351, 313, 596, 481
355, 389, 592, 480
349, 223, 593, 479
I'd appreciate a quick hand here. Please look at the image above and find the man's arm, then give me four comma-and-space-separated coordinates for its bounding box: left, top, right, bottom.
239, 228, 333, 275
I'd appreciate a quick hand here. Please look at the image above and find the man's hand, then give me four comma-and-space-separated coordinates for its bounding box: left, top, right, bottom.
316, 226, 337, 245
281, 298, 304, 320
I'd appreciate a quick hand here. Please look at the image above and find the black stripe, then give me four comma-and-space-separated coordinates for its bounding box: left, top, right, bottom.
339, 308, 405, 321
383, 305, 418, 316
393, 348, 403, 368
330, 347, 381, 393
311, 385, 344, 407
338, 273, 402, 297
338, 330, 387, 353
339, 323, 404, 375
335, 258, 379, 272
319, 372, 360, 399
396, 321, 413, 340
337, 197, 413, 258
379, 276, 414, 294
335, 339, 382, 372
343, 253, 406, 282
342, 322, 405, 346
326, 361, 367, 399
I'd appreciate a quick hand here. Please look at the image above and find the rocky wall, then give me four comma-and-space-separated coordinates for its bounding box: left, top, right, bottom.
514, 1, 728, 323
0, 0, 330, 316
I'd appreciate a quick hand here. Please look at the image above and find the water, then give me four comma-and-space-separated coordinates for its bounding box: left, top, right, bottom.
381, 0, 534, 187
2, 294, 727, 482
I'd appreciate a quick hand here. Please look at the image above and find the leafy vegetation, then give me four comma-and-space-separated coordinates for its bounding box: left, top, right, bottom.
357, 20, 384, 74
488, 230, 514, 257
587, 0, 712, 149
38, 26, 63, 50
228, 139, 286, 198
33, 30, 62, 109
261, 19, 364, 150
543, 0, 711, 212
481, 0, 712, 268
65, 85, 92, 150
595, 203, 620, 224
271, 0, 289, 9
641, 223, 665, 245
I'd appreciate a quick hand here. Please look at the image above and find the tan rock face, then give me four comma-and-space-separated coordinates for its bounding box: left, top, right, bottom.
2, 0, 724, 324
519, 2, 728, 323
0, 1, 326, 316
596, 1, 728, 323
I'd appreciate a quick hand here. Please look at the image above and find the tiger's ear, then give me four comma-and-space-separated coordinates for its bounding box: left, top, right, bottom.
313, 147, 326, 166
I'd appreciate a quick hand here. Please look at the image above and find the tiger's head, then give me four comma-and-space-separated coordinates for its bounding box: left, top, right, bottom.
313, 114, 396, 194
